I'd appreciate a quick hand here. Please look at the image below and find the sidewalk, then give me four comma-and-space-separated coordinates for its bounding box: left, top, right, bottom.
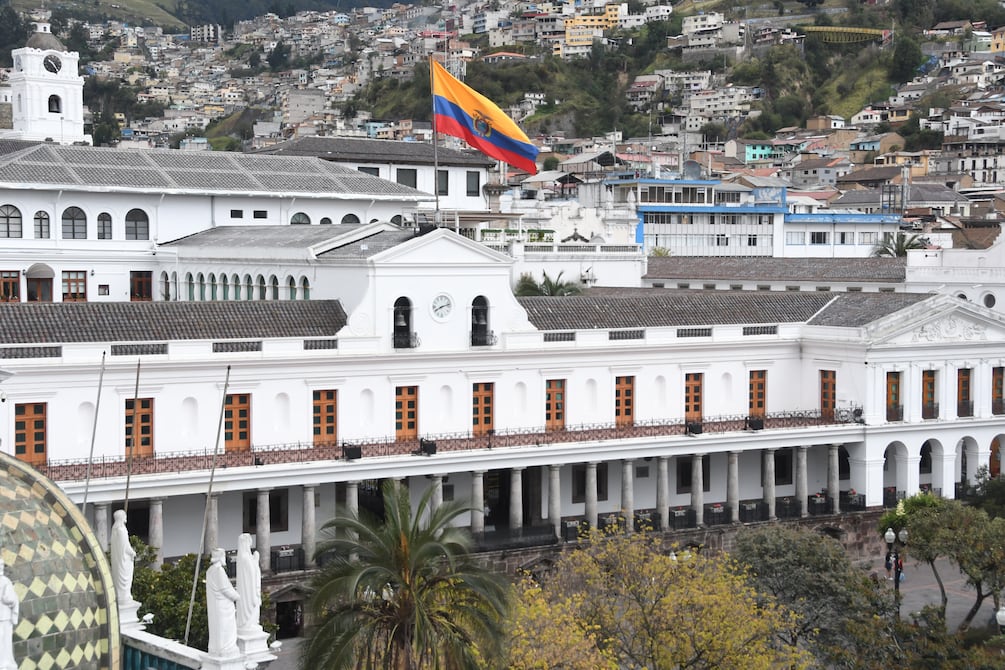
867, 555, 998, 632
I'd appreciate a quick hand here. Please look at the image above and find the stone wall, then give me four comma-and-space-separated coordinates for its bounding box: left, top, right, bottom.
478, 509, 889, 576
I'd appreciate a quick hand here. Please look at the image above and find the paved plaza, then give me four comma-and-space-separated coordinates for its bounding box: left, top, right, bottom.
867, 555, 999, 632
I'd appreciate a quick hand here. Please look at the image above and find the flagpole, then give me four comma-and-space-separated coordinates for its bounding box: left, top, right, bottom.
430, 55, 441, 227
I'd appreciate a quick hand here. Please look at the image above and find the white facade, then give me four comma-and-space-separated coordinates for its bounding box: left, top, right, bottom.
0, 229, 1002, 567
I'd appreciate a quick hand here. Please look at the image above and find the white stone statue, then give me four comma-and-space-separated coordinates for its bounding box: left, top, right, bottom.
206, 548, 240, 657
235, 533, 262, 633
109, 509, 137, 606
0, 559, 19, 670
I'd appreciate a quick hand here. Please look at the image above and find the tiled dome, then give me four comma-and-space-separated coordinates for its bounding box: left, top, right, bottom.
25, 32, 65, 52
0, 455, 119, 670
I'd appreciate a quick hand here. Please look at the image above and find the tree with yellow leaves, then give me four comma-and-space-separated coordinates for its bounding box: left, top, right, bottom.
503, 577, 617, 670
518, 529, 809, 670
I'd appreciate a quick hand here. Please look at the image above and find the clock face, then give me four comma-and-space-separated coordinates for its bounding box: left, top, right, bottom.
431, 293, 453, 320
43, 54, 62, 73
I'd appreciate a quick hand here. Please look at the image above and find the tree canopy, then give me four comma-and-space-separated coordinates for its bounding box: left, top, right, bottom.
304, 481, 509, 670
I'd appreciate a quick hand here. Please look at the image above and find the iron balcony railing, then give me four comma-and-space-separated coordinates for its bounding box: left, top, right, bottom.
886, 404, 904, 422
39, 407, 862, 483
921, 403, 939, 420
392, 332, 420, 349
957, 400, 974, 417
470, 330, 497, 347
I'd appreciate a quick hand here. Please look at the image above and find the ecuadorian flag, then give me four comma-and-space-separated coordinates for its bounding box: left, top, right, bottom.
432, 60, 539, 175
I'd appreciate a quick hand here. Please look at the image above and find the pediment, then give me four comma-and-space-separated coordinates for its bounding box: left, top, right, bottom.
869, 301, 1005, 346
371, 228, 512, 266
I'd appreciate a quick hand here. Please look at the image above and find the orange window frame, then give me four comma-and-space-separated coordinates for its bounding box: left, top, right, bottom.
225, 393, 251, 452
14, 402, 47, 467
615, 376, 634, 427
685, 373, 702, 422
472, 383, 494, 436
820, 370, 836, 420
125, 397, 154, 458
396, 386, 418, 441
545, 379, 566, 432
313, 390, 337, 446
748, 370, 766, 418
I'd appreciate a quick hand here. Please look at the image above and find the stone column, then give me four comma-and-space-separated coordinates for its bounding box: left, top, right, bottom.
148, 498, 164, 570
346, 481, 359, 542
431, 475, 443, 513
302, 485, 317, 569
94, 503, 110, 553
471, 471, 485, 533
205, 493, 219, 553
796, 446, 809, 518
509, 467, 524, 530
585, 462, 598, 529
657, 456, 669, 531
829, 444, 841, 514
727, 451, 740, 523
764, 449, 777, 520
621, 459, 635, 533
256, 489, 271, 574
548, 465, 561, 540
691, 454, 704, 527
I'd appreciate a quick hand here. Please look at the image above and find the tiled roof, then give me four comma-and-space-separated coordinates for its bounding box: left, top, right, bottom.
518, 289, 932, 330
644, 256, 906, 282
251, 136, 494, 167
317, 229, 418, 258
162, 225, 362, 248
0, 301, 347, 344
833, 184, 970, 206
0, 144, 431, 199
808, 292, 931, 327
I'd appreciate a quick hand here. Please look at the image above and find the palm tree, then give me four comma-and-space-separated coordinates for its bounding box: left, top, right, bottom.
514, 270, 582, 296
303, 481, 509, 670
872, 232, 927, 257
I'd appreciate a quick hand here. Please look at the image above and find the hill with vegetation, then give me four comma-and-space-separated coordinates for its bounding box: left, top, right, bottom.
352, 0, 1005, 144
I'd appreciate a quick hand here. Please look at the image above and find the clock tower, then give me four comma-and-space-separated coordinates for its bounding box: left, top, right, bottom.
6, 21, 88, 144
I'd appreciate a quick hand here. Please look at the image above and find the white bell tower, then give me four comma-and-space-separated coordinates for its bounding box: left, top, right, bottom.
7, 21, 87, 144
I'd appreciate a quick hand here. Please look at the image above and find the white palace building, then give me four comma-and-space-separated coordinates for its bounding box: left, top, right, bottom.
2, 23, 1005, 638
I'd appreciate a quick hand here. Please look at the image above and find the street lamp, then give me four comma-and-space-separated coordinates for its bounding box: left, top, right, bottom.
885, 526, 908, 617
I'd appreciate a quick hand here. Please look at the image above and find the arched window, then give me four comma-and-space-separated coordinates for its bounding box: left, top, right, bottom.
393, 297, 413, 349
270, 275, 279, 300
48, 95, 61, 113
0, 205, 22, 239
301, 277, 310, 300
257, 275, 266, 300
125, 209, 149, 240
61, 207, 86, 239
391, 214, 405, 226
221, 274, 229, 300
34, 211, 50, 239
288, 276, 297, 300
320, 217, 332, 225
197, 273, 206, 300
97, 212, 112, 239
341, 214, 361, 224
209, 273, 217, 300
471, 295, 492, 346
291, 212, 311, 225
170, 271, 178, 300
232, 274, 241, 300
160, 271, 170, 301
244, 275, 254, 301
186, 273, 195, 301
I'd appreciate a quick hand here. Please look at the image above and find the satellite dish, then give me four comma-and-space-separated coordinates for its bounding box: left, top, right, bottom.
682, 160, 702, 180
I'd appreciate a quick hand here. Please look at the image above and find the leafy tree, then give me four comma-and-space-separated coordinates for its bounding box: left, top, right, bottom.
503, 577, 617, 669
0, 6, 29, 67
267, 40, 290, 70
972, 465, 1005, 518
514, 270, 582, 296
890, 36, 923, 84
733, 525, 889, 664
304, 481, 509, 670
541, 530, 809, 669
134, 551, 211, 650
872, 232, 927, 257
542, 156, 559, 171
880, 494, 953, 618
